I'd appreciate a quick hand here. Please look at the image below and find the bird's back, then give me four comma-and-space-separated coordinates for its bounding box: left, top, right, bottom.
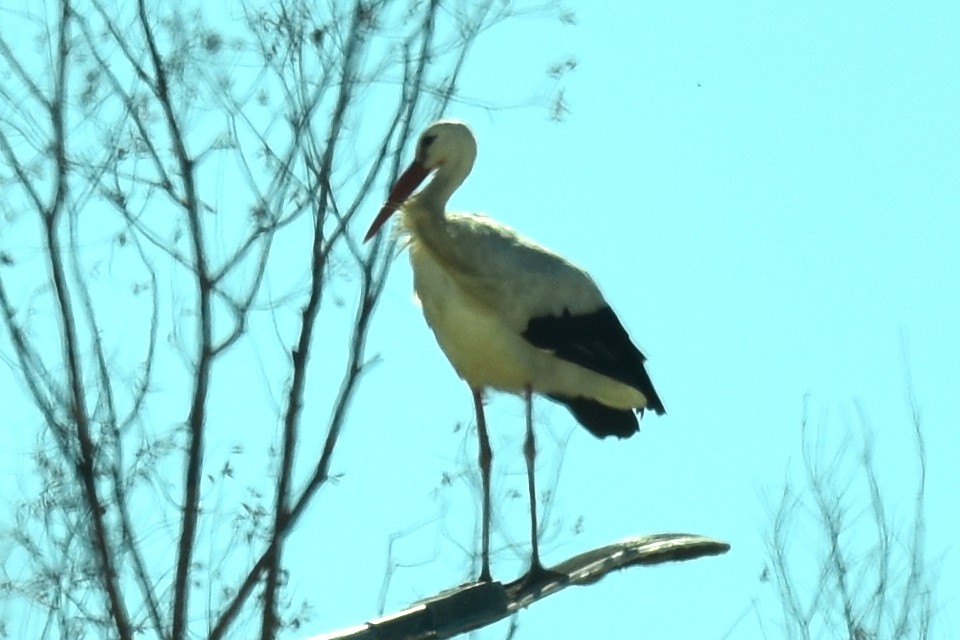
405, 208, 607, 330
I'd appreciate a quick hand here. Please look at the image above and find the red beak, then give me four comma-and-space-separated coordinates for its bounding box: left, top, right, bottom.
363, 161, 432, 242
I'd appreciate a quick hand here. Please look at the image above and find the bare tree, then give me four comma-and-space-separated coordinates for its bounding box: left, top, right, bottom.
762, 391, 935, 640
0, 1, 564, 638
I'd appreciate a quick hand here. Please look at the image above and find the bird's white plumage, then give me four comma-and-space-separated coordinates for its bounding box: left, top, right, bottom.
404, 212, 646, 409
365, 119, 663, 581
366, 119, 660, 416
402, 206, 605, 328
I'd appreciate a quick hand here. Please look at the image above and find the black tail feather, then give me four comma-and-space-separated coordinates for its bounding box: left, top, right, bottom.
547, 395, 640, 439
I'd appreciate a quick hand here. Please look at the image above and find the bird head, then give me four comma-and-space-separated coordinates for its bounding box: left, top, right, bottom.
364, 120, 477, 242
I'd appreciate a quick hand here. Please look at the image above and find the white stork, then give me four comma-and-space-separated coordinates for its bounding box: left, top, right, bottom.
364, 120, 664, 584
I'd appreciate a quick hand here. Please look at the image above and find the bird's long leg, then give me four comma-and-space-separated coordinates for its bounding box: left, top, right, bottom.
522, 385, 544, 574
521, 386, 567, 588
472, 388, 493, 582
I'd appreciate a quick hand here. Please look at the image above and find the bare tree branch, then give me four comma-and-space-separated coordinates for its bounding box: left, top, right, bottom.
132, 2, 215, 635
766, 393, 936, 639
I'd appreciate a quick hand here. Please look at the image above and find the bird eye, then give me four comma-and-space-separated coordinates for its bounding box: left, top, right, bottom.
421, 134, 437, 150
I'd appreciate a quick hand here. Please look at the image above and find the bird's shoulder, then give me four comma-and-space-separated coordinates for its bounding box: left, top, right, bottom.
445, 212, 581, 275
441, 212, 605, 321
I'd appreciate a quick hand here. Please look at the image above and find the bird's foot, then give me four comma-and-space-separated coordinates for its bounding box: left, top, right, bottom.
475, 563, 493, 584
518, 561, 568, 591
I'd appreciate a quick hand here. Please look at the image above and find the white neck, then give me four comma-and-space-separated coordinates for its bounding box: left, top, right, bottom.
415, 153, 475, 216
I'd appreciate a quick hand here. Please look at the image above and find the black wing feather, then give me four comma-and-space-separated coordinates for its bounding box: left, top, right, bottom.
546, 394, 639, 439
523, 306, 666, 415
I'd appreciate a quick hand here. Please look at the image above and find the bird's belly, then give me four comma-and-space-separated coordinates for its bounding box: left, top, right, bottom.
409, 242, 646, 408
420, 287, 532, 392
411, 251, 531, 391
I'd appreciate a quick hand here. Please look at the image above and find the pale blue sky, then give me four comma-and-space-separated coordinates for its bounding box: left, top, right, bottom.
1, 2, 958, 639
